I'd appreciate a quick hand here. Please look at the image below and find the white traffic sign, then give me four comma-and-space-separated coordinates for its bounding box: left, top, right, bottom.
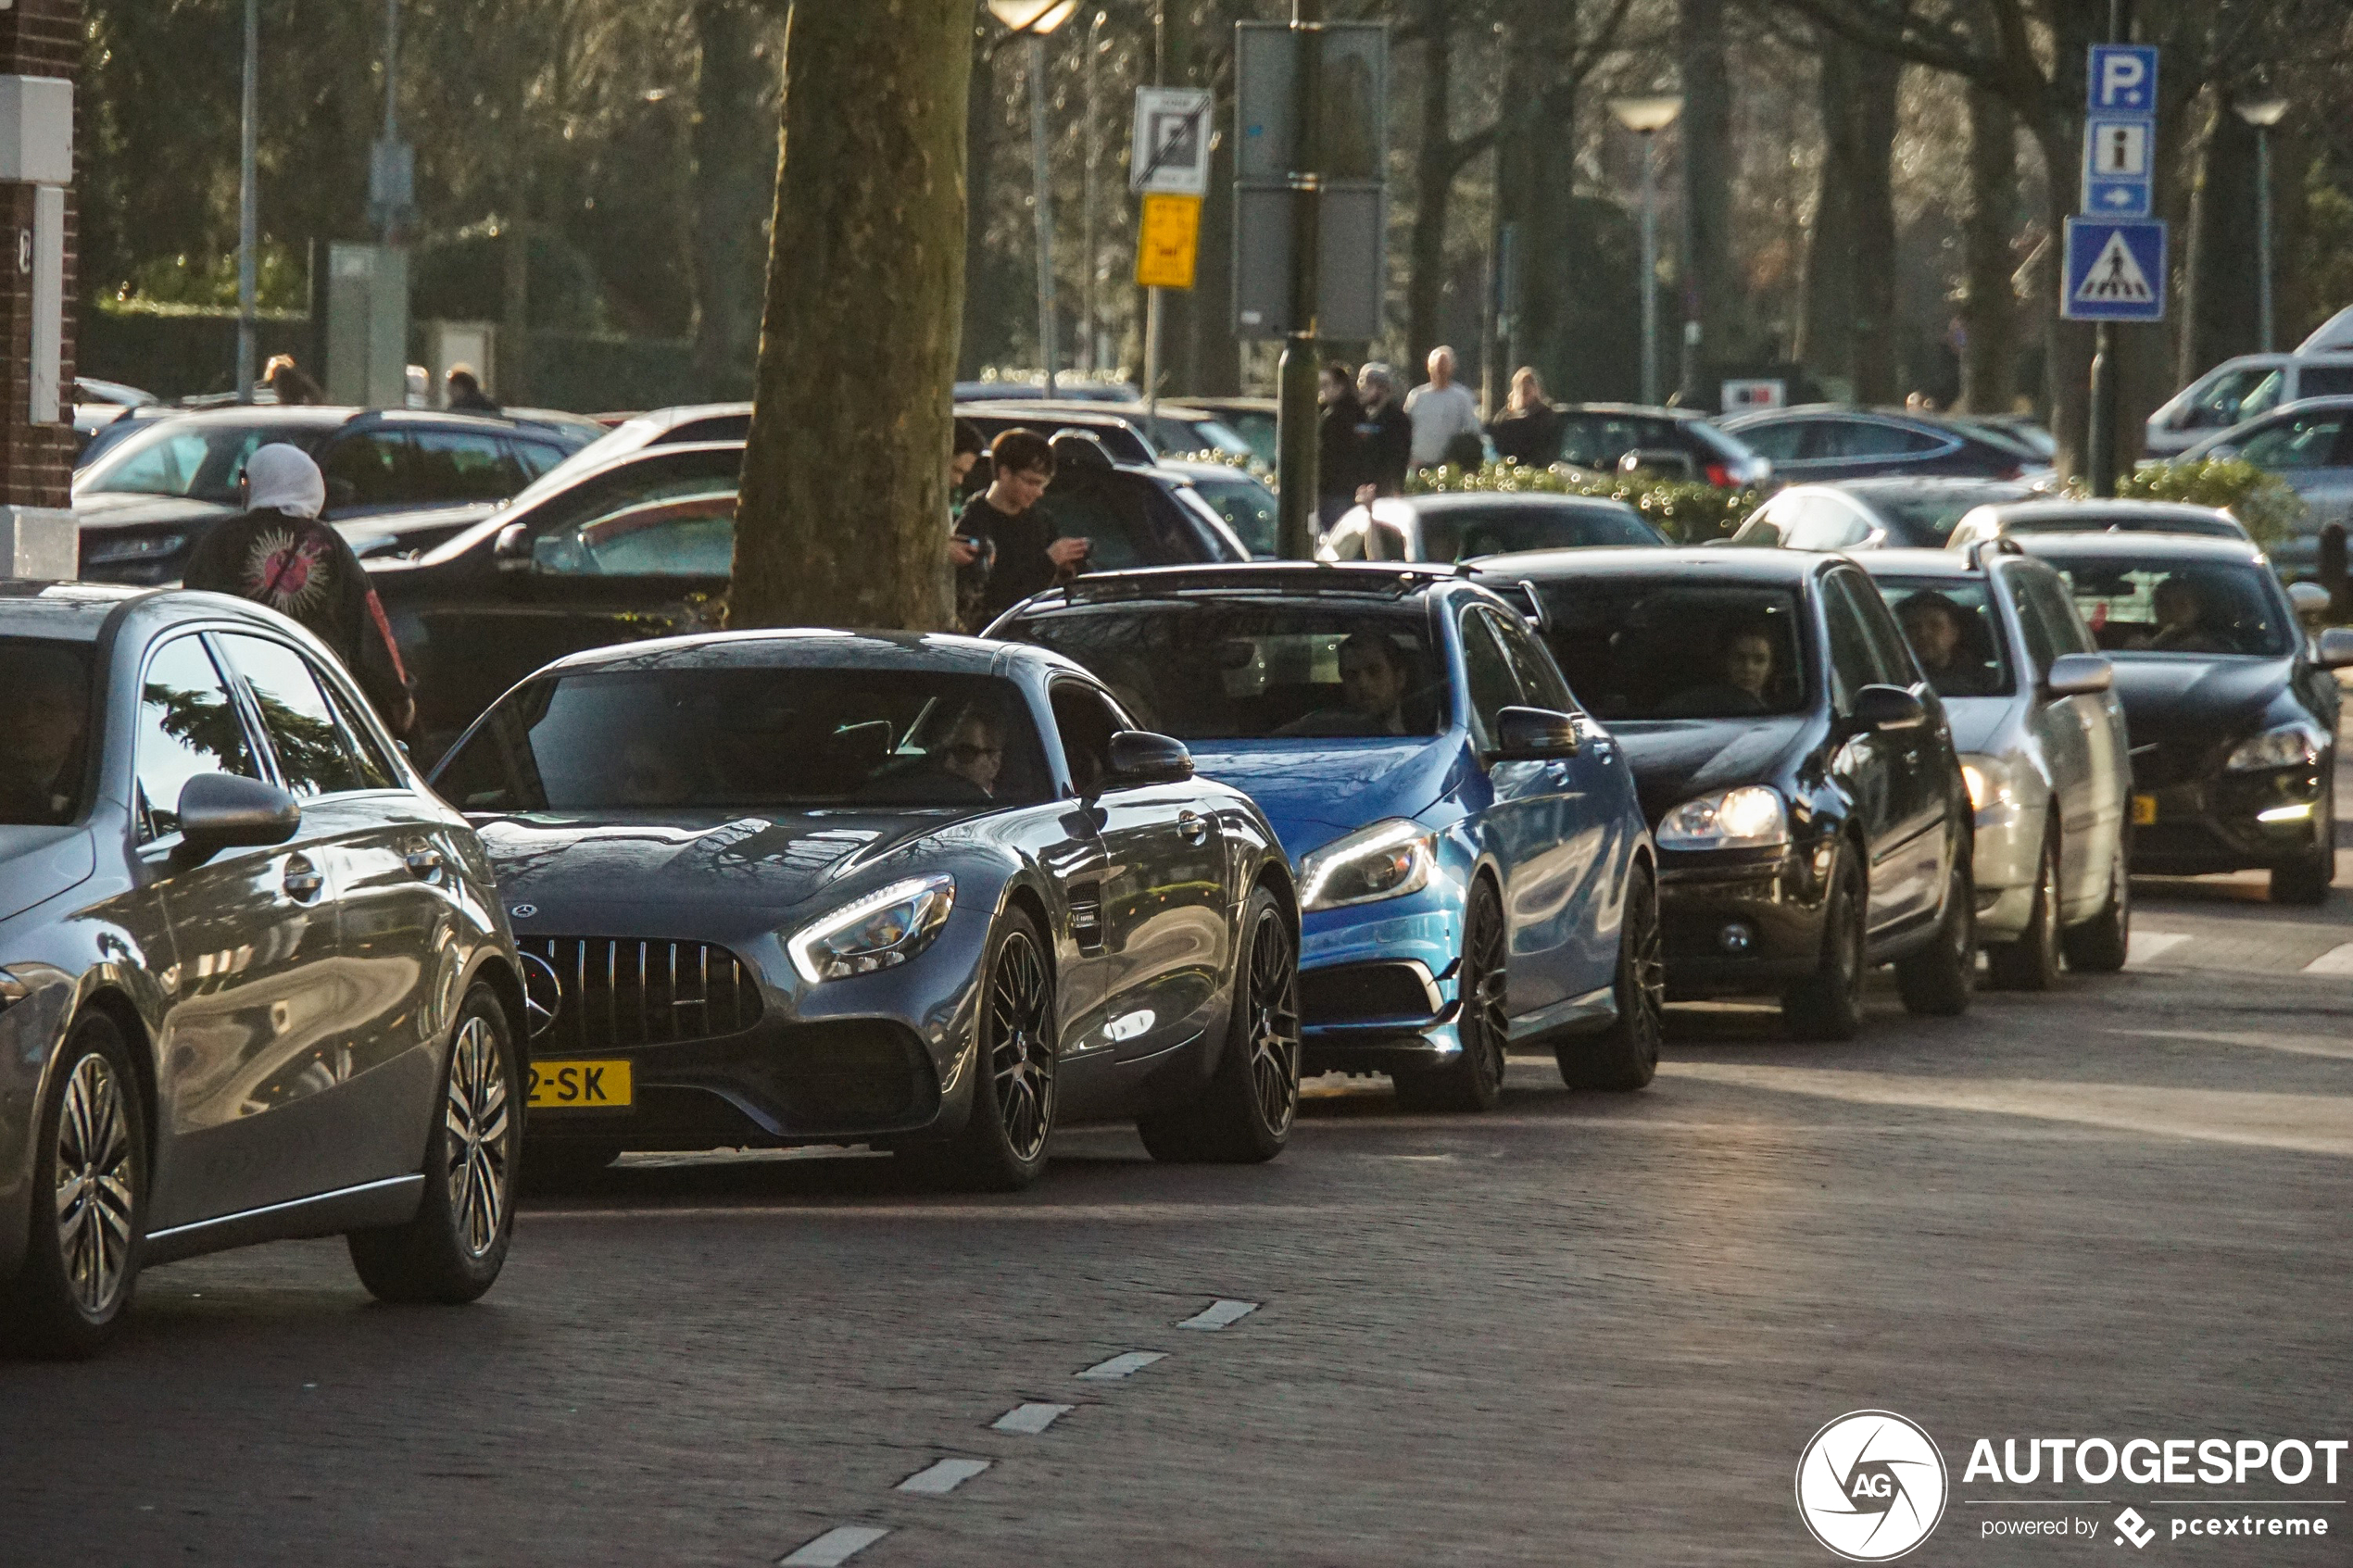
1130, 87, 1212, 196
2086, 119, 2149, 179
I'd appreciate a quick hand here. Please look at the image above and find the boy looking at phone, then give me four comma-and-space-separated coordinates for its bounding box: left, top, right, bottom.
958, 428, 1089, 626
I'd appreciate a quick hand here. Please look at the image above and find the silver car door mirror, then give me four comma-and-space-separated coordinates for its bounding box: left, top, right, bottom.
2043, 653, 2114, 697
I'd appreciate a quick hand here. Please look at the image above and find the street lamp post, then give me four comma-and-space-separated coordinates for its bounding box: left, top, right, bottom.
2235, 97, 2289, 355
988, 1, 1079, 396
236, 0, 258, 403
1608, 95, 1682, 408
1082, 9, 1106, 376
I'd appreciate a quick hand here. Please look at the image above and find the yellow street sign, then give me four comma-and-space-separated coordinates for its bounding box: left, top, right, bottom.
1135, 192, 1202, 291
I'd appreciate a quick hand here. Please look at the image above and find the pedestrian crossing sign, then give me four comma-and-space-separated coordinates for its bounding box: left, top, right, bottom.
2062, 218, 2166, 321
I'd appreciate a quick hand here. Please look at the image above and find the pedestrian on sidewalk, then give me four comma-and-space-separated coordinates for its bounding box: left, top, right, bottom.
957, 429, 1088, 627
950, 419, 997, 631
1488, 367, 1566, 468
1353, 363, 1414, 498
1405, 346, 1482, 470
445, 364, 501, 414
1317, 361, 1369, 529
180, 444, 417, 734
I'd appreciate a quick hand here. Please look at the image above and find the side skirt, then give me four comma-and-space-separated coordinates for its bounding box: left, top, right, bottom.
143, 1173, 426, 1267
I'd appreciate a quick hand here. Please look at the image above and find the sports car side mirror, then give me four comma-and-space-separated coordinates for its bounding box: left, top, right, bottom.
495, 521, 534, 572
2044, 652, 2113, 697
175, 774, 300, 862
2316, 627, 2353, 670
1849, 684, 1927, 734
1490, 706, 1580, 761
1105, 730, 1194, 788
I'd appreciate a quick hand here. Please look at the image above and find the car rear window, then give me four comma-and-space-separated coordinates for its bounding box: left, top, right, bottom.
1417, 502, 1662, 561
0, 637, 93, 824
1527, 580, 1809, 720
2033, 553, 2294, 658
81, 420, 320, 503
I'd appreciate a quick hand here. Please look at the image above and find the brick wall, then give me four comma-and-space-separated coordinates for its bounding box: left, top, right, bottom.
0, 0, 79, 510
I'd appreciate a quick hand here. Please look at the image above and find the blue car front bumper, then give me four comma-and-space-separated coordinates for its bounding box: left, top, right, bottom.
1295, 886, 1467, 1074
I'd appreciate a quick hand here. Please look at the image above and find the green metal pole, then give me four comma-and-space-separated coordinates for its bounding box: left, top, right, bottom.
1274, 0, 1324, 560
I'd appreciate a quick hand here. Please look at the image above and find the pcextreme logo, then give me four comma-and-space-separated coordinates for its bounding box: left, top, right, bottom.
1796, 1411, 1951, 1562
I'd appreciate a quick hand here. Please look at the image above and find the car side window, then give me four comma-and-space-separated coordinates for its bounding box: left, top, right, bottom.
216, 633, 371, 797
2030, 572, 2100, 656
1490, 608, 1576, 711
2237, 413, 2348, 470
1819, 577, 1883, 711
1839, 573, 1925, 687
1049, 682, 1126, 797
321, 431, 409, 508
1733, 421, 1805, 461
509, 438, 568, 480
2003, 574, 2061, 677
1459, 608, 1523, 750
134, 634, 260, 840
409, 429, 522, 502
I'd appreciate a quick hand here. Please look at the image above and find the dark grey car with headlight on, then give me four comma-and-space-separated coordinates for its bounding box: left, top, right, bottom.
429, 628, 1303, 1190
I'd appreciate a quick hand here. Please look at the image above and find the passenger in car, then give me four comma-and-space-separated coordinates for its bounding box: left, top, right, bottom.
0, 646, 87, 824
2145, 576, 2232, 655
1277, 631, 1413, 736
1895, 592, 1989, 693
1660, 623, 1778, 717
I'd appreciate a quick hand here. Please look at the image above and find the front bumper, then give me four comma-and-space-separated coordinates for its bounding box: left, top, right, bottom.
1294, 895, 1467, 1074
2132, 766, 2329, 875
1968, 795, 2045, 944
1656, 841, 1832, 997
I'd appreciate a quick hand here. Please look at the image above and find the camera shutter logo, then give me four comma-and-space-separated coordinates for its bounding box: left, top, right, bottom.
1794, 1411, 1949, 1561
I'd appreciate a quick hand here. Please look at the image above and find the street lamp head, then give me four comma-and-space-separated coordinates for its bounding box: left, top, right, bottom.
1608, 95, 1685, 134
988, 0, 1079, 33
2233, 97, 2289, 129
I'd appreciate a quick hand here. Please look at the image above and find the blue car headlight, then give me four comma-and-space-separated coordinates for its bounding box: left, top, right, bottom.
2225, 721, 2326, 772
1300, 819, 1437, 912
786, 874, 955, 985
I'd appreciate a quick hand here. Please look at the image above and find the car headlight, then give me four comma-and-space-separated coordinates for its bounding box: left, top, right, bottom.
2225, 722, 2327, 772
1959, 756, 2015, 812
786, 874, 955, 985
1300, 819, 1437, 912
1655, 785, 1788, 850
82, 532, 187, 565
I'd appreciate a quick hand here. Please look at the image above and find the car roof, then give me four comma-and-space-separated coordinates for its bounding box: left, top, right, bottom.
1832, 475, 2035, 497
2258, 395, 2353, 419
0, 583, 147, 641
536, 626, 1087, 682
2012, 532, 2270, 566
1008, 561, 1489, 609
1478, 545, 1830, 584
632, 402, 752, 427
1853, 547, 1989, 579
1386, 491, 1639, 513
1558, 402, 1705, 422
1980, 499, 2234, 524
961, 398, 1221, 423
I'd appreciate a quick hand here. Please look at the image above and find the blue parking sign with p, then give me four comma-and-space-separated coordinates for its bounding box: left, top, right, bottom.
2088, 44, 2158, 114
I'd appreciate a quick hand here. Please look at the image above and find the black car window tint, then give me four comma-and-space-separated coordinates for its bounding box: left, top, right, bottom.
1459, 608, 1523, 750
321, 431, 409, 507
2297, 366, 2353, 400
1820, 577, 1882, 710
2003, 574, 2062, 676
2027, 571, 2100, 656
1732, 420, 1806, 461
1491, 608, 1577, 711
135, 634, 260, 839
661, 414, 753, 445
409, 430, 523, 502
217, 634, 369, 797
1050, 682, 1124, 796
1878, 578, 2012, 697
0, 638, 94, 826
509, 439, 567, 480
2238, 414, 2347, 470
1532, 582, 1806, 720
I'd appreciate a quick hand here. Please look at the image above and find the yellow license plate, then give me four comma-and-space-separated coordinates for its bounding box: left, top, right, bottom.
2132, 793, 2158, 827
526, 1059, 633, 1110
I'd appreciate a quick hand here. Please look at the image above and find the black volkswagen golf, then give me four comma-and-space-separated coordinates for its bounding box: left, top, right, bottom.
2016, 533, 2353, 904
1483, 548, 1976, 1038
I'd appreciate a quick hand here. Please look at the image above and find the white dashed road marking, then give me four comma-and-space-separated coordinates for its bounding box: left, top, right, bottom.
778, 1524, 889, 1566
2128, 931, 2191, 966
992, 1402, 1075, 1435
2301, 942, 2353, 974
1177, 1298, 1259, 1330
897, 1458, 991, 1495
1076, 1351, 1166, 1380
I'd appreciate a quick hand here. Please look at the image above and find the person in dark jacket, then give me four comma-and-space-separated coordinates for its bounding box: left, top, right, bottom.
444, 364, 501, 414
1488, 367, 1566, 467
956, 429, 1088, 626
1317, 361, 1368, 528
179, 443, 417, 734
1353, 362, 1414, 497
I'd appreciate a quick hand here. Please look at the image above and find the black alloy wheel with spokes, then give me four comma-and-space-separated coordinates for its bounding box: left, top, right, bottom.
2, 1013, 146, 1359
1783, 846, 1866, 1042
1394, 878, 1509, 1113
1559, 864, 1664, 1090
927, 909, 1059, 1190
1139, 885, 1302, 1162
2062, 827, 2131, 972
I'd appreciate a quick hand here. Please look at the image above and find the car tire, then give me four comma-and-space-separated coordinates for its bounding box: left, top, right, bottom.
1557, 864, 1663, 1091
2269, 784, 2334, 906
348, 985, 519, 1305
1896, 860, 1976, 1017
1986, 829, 2061, 990
1138, 886, 1301, 1162
524, 1141, 623, 1191
1393, 878, 1508, 1113
2061, 833, 2132, 972
921, 909, 1058, 1191
1782, 847, 1865, 1042
1, 1014, 146, 1360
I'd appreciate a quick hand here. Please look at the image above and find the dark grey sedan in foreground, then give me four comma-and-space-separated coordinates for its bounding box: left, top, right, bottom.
429, 630, 1303, 1190
0, 586, 528, 1357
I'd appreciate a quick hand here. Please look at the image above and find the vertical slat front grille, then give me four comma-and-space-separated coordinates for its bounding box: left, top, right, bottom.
516, 936, 762, 1052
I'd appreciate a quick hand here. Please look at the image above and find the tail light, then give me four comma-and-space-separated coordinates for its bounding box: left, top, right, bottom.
1705, 462, 1732, 488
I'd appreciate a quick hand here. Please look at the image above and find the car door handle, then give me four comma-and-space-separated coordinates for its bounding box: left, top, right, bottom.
283, 858, 325, 902
1176, 809, 1210, 846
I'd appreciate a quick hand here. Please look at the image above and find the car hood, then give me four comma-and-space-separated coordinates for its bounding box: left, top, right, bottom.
2106, 654, 2294, 737
1177, 738, 1459, 860
1608, 716, 1813, 825
0, 827, 94, 925
70, 493, 234, 531
469, 810, 954, 921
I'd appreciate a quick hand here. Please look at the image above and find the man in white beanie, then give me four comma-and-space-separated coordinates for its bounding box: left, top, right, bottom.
179, 443, 416, 734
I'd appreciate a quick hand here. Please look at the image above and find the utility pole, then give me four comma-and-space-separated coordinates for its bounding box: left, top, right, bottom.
235, 0, 258, 402
1144, 2, 1164, 420
1083, 9, 1104, 375
1274, 0, 1324, 561
2085, 0, 2132, 498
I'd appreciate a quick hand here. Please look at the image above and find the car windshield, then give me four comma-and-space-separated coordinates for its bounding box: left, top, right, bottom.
79, 420, 316, 502
1417, 502, 1661, 560
2033, 553, 2294, 658
1187, 474, 1277, 557
1526, 580, 1808, 720
1866, 492, 2007, 546
1004, 601, 1447, 739
0, 638, 93, 824
434, 668, 1051, 810
1873, 578, 2013, 697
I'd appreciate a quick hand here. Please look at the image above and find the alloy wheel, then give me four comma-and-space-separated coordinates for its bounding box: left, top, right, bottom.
1626, 873, 1667, 1053
443, 1015, 512, 1259
989, 930, 1056, 1164
1465, 890, 1509, 1093
1245, 906, 1302, 1137
54, 1053, 135, 1318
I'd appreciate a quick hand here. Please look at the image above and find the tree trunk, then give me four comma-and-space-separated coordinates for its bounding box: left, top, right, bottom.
2028, 118, 2093, 480
1847, 49, 1899, 404
2182, 93, 2260, 383
732, 0, 968, 632
690, 0, 774, 400
1957, 84, 2017, 413
1677, 0, 1736, 395
1798, 33, 1859, 391
1405, 0, 1455, 374
1493, 0, 1579, 405
959, 32, 1002, 380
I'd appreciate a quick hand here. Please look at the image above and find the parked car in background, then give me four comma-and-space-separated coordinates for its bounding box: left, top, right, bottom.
992, 564, 1666, 1107
1856, 546, 2132, 986
1173, 395, 1278, 466
2145, 307, 2353, 456
960, 399, 1258, 467
953, 380, 1139, 404
433, 629, 1302, 1188
0, 585, 528, 1357
1547, 403, 1773, 489
1718, 406, 2053, 484
1729, 477, 2040, 551
1318, 492, 1667, 563
1945, 498, 2250, 553
2178, 396, 2353, 578
1163, 459, 1279, 558
73, 407, 596, 584
2015, 532, 2353, 904
70, 378, 161, 462
1483, 546, 1976, 1038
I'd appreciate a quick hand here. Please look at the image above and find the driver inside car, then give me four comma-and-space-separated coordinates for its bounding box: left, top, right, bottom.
1660, 622, 1777, 717
0, 647, 86, 824
1277, 630, 1413, 736
2145, 576, 2233, 654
